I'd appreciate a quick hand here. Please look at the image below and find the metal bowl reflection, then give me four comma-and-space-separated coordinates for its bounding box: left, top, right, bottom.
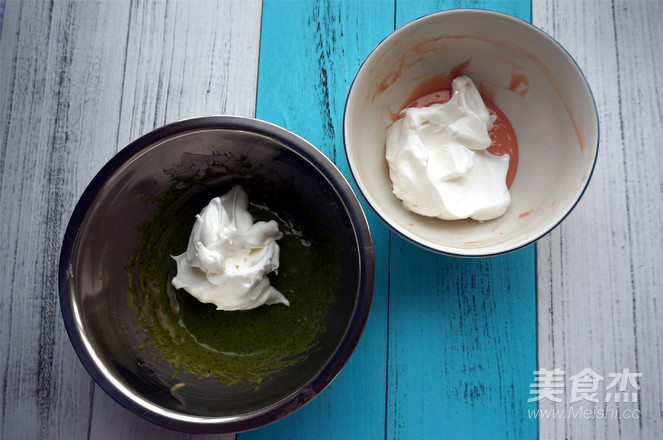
59, 116, 374, 433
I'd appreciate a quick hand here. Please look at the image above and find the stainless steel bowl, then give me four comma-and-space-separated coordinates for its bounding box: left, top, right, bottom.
59, 116, 375, 433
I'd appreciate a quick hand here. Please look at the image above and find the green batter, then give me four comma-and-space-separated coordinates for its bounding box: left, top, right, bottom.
127, 178, 341, 388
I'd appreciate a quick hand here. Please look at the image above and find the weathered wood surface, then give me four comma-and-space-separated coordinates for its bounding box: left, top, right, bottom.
0, 0, 260, 438
241, 1, 535, 439
386, 3, 535, 439
244, 1, 393, 439
534, 1, 663, 439
0, 0, 662, 439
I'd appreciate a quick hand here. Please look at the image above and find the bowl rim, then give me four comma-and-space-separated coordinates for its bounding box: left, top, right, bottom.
342, 8, 599, 257
58, 115, 375, 433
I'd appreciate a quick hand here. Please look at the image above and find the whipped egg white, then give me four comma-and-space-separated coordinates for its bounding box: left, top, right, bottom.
386, 75, 511, 221
171, 185, 289, 311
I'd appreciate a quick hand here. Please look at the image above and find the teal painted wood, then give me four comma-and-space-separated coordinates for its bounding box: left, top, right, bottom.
387, 243, 537, 439
241, 1, 394, 438
386, 2, 537, 439
244, 1, 537, 439
396, 0, 531, 21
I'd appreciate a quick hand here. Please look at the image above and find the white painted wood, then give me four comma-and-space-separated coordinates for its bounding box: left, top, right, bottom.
0, 0, 260, 438
534, 0, 663, 439
113, 0, 262, 148
3, 0, 662, 438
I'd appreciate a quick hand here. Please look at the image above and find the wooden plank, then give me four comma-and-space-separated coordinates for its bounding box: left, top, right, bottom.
533, 0, 663, 439
86, 0, 261, 438
0, 0, 4, 36
387, 242, 536, 439
239, 1, 394, 439
385, 1, 536, 439
0, 0, 260, 438
0, 1, 130, 438
113, 0, 262, 147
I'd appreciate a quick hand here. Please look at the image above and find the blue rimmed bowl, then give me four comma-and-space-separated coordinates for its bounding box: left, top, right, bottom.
344, 9, 598, 256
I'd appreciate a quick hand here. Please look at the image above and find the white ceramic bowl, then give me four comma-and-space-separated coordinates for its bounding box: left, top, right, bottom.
343, 9, 598, 256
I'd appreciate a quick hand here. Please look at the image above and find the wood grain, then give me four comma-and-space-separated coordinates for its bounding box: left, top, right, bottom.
0, 0, 260, 438
385, 2, 536, 439
243, 1, 536, 439
1, 2, 125, 438
534, 0, 663, 439
241, 1, 393, 438
2, 0, 662, 438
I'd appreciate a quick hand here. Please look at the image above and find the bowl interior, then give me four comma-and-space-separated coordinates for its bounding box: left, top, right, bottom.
64, 125, 366, 425
344, 10, 598, 255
